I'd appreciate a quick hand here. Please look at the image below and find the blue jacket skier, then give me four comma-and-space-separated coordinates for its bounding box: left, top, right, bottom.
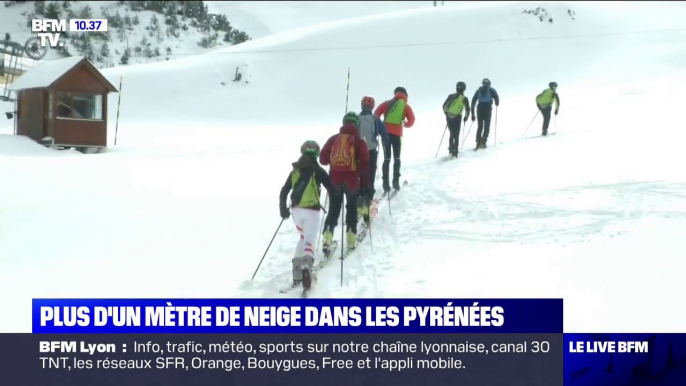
470, 78, 500, 149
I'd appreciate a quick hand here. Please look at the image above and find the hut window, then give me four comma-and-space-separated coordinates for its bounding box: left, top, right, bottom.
55, 92, 103, 120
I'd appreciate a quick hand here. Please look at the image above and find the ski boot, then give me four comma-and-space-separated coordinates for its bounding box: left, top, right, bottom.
393, 179, 401, 191
359, 204, 370, 225
382, 180, 391, 195
301, 268, 312, 291
346, 228, 357, 251
322, 230, 334, 256
287, 279, 302, 290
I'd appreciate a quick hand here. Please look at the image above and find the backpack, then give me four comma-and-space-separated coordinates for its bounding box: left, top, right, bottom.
357, 113, 378, 151
445, 94, 465, 117
291, 168, 320, 208
478, 87, 493, 104
329, 133, 357, 172
384, 98, 406, 125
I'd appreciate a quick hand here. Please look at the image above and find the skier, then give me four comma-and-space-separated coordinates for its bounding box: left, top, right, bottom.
536, 82, 560, 136
442, 81, 470, 157
356, 95, 389, 223
320, 112, 371, 253
279, 140, 337, 291
374, 86, 415, 193
470, 78, 500, 149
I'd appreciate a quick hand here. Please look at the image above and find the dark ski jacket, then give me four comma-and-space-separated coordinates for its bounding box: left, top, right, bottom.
470, 86, 500, 114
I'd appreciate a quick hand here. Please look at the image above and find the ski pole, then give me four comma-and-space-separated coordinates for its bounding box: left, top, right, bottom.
369, 223, 374, 253
460, 120, 474, 151
340, 185, 346, 287
435, 123, 448, 158
388, 190, 392, 216
251, 216, 285, 281
554, 114, 557, 134
345, 67, 350, 113
316, 177, 329, 254
521, 110, 539, 138
494, 106, 498, 147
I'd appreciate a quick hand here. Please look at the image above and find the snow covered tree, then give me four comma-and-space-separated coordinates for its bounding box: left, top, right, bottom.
44, 1, 61, 19
34, 0, 45, 15
124, 14, 133, 29
106, 11, 124, 29
72, 34, 94, 60
25, 13, 35, 28
78, 4, 93, 19
233, 31, 249, 45
211, 14, 230, 32
116, 26, 126, 42
133, 14, 140, 25
62, 1, 70, 10
120, 47, 130, 64
101, 42, 110, 57
56, 45, 71, 57
165, 2, 180, 33
198, 32, 218, 48
128, 1, 145, 12
147, 13, 160, 36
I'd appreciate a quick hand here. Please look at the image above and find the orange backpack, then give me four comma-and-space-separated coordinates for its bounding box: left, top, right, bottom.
329, 133, 357, 172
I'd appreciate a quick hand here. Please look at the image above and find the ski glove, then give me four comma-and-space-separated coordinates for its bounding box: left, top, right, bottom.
555, 109, 559, 115
471, 115, 475, 122
280, 204, 290, 219
463, 116, 468, 123
537, 103, 542, 111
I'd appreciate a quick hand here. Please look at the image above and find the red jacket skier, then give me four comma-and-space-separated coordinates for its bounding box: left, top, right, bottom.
319, 112, 370, 253
373, 87, 415, 191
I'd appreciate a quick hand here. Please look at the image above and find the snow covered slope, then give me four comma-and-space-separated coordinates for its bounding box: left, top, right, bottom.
1, 1, 686, 333
206, 1, 440, 39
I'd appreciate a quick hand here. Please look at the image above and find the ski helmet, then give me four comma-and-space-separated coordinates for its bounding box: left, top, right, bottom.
301, 140, 320, 156
482, 78, 491, 87
549, 81, 558, 89
342, 111, 360, 127
394, 86, 407, 97
456, 81, 466, 92
361, 95, 375, 109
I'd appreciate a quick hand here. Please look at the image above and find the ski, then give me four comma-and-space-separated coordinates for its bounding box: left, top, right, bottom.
279, 281, 302, 293
526, 132, 557, 140
289, 182, 408, 297
356, 197, 381, 242
388, 180, 408, 199
278, 240, 339, 294
316, 240, 339, 272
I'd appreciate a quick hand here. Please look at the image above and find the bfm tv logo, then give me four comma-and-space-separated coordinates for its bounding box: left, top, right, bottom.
31, 19, 67, 48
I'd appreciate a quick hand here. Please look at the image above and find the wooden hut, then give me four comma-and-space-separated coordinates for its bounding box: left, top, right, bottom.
8, 56, 117, 151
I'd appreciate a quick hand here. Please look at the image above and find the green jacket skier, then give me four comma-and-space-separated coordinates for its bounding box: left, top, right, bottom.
536, 82, 560, 136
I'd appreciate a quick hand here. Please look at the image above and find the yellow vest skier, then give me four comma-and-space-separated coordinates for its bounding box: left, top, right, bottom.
536, 82, 560, 136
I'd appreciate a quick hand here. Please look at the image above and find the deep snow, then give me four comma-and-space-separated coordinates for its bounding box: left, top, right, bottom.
1, 1, 686, 333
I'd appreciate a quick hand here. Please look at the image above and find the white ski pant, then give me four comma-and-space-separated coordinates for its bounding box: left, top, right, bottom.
291, 207, 320, 281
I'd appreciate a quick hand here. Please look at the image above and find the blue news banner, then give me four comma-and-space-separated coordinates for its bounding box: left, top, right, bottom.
0, 299, 682, 385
